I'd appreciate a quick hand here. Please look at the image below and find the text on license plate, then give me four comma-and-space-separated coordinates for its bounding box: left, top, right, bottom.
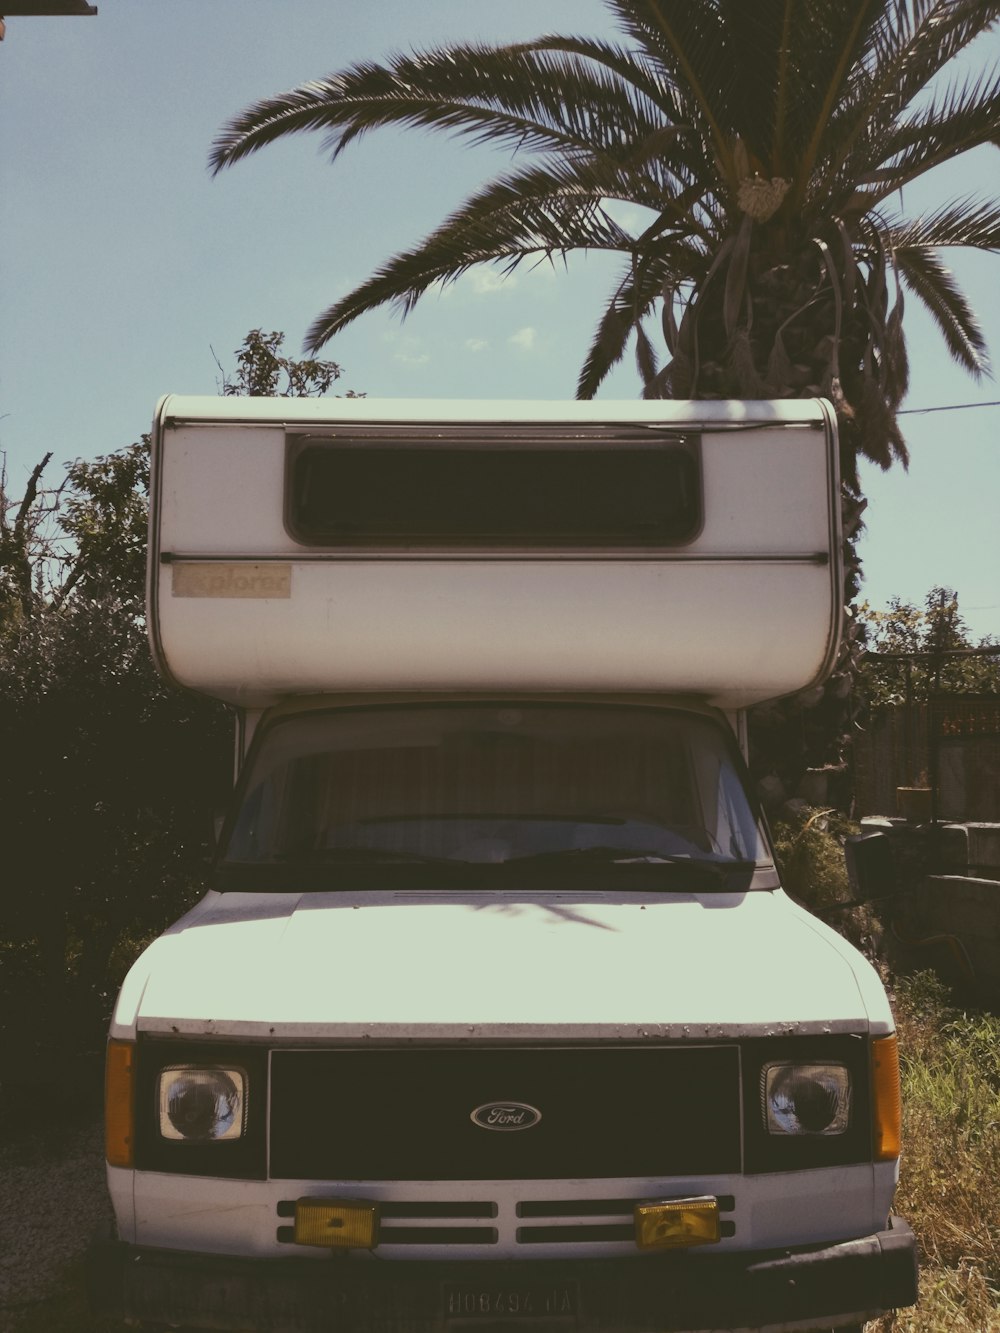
443, 1283, 579, 1319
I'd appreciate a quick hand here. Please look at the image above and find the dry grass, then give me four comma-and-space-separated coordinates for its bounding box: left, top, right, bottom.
866, 971, 1000, 1331
773, 810, 1000, 1329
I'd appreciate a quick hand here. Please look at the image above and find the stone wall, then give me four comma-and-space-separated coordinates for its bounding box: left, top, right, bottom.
854, 819, 1000, 1011
903, 875, 1000, 1011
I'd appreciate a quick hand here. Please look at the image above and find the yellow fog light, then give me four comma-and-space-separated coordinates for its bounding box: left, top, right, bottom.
294, 1198, 380, 1249
634, 1197, 720, 1251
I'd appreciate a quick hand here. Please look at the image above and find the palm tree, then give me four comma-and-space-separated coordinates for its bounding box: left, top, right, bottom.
210, 0, 1000, 488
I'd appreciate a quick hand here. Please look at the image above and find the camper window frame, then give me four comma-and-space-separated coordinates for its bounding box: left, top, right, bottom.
282, 426, 703, 551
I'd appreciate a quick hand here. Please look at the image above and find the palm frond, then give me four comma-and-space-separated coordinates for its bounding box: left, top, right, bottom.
895, 245, 991, 375
632, 177, 722, 250
882, 290, 909, 407
210, 42, 678, 177
861, 72, 1000, 200
755, 0, 866, 178
576, 254, 681, 398
302, 162, 666, 351
608, 0, 739, 177
789, 0, 888, 213
861, 0, 1000, 131
717, 0, 808, 170
812, 1, 1000, 208
578, 295, 634, 400
634, 321, 661, 392
513, 33, 691, 125
211, 0, 1000, 471
770, 0, 797, 172
890, 197, 1000, 251
853, 376, 910, 471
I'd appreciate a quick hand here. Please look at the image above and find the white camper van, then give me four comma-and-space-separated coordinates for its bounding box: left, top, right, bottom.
92, 397, 917, 1333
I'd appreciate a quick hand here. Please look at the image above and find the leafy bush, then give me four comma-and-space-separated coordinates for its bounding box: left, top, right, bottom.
0, 332, 351, 1068
0, 586, 232, 1121
858, 587, 1000, 709
771, 806, 855, 907
770, 804, 885, 958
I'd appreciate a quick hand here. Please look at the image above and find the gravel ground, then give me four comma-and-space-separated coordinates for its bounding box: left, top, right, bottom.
0, 1115, 112, 1328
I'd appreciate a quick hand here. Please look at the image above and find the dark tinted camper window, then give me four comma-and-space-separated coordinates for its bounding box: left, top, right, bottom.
285, 430, 701, 548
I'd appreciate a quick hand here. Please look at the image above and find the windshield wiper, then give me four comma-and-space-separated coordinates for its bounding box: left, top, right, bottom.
501, 846, 756, 888
217, 846, 756, 892
273, 847, 470, 866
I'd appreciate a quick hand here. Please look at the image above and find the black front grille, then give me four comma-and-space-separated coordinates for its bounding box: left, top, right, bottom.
268, 1045, 740, 1180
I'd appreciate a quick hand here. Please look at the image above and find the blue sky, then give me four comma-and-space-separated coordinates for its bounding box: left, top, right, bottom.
1, 1, 998, 639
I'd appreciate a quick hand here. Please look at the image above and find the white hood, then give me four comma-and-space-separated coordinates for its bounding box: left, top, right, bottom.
113, 888, 892, 1041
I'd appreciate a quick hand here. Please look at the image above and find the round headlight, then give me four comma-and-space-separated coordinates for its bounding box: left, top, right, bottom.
158, 1067, 246, 1142
762, 1062, 851, 1136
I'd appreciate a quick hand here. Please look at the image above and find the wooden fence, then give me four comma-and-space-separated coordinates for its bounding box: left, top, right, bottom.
854, 696, 1000, 821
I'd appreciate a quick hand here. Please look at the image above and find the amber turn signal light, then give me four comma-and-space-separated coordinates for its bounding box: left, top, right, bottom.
105, 1039, 136, 1168
871, 1033, 902, 1161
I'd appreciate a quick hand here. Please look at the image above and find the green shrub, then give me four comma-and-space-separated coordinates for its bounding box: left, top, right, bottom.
771, 805, 885, 958
771, 806, 855, 908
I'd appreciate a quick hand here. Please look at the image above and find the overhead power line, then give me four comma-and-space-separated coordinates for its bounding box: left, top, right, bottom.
898, 400, 1000, 416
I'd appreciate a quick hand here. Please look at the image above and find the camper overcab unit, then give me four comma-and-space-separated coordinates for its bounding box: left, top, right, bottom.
93, 398, 917, 1332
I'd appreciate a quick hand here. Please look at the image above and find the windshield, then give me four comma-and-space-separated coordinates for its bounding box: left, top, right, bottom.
221, 704, 767, 886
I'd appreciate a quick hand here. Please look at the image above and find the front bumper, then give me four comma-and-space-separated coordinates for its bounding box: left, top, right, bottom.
88, 1217, 918, 1332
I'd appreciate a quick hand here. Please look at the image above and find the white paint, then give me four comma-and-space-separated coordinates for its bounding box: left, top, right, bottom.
105, 396, 910, 1322
113, 888, 891, 1041
122, 1163, 892, 1264
149, 398, 841, 707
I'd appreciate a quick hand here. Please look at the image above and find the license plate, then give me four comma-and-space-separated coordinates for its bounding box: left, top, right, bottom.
443, 1282, 579, 1320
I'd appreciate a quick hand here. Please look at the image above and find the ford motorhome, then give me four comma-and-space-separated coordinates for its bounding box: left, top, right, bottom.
92, 397, 917, 1332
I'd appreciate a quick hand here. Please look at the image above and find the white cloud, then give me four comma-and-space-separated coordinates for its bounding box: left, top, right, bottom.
508, 326, 537, 352
470, 267, 515, 296
384, 330, 431, 367
465, 338, 490, 352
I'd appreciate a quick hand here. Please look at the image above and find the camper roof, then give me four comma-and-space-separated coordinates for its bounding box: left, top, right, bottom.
149, 397, 842, 708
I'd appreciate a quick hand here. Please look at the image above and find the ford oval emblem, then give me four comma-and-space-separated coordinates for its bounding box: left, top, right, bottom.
470, 1101, 542, 1131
